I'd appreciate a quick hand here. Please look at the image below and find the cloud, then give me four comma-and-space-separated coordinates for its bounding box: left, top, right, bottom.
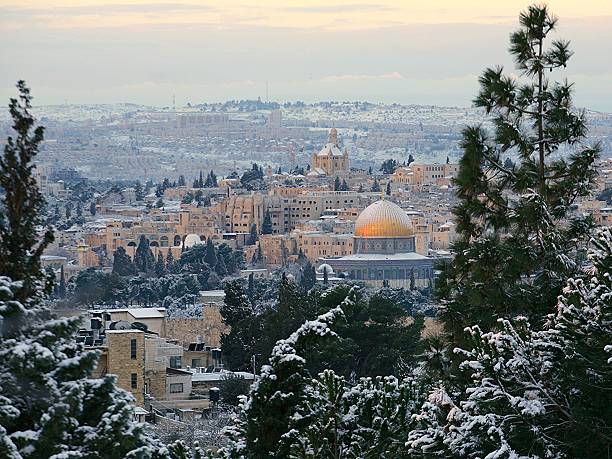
281, 3, 396, 14
320, 72, 404, 82
0, 3, 216, 18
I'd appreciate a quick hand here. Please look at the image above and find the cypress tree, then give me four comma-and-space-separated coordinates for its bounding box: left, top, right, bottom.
437, 4, 600, 347
155, 251, 166, 277
371, 178, 381, 192
215, 253, 228, 277
333, 176, 341, 191
166, 249, 176, 274
385, 181, 391, 195
89, 201, 96, 215
204, 238, 217, 266
58, 265, 66, 298
261, 210, 273, 235
134, 235, 155, 274
249, 223, 258, 245
112, 246, 135, 276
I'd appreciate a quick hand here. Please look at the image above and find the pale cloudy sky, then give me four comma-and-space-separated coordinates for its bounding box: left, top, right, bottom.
1, 1, 611, 110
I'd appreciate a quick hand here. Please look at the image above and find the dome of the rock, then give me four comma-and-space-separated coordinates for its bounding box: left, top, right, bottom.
354, 199, 413, 238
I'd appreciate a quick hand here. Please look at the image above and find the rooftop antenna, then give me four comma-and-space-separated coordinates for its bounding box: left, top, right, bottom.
265, 81, 269, 103
172, 94, 176, 111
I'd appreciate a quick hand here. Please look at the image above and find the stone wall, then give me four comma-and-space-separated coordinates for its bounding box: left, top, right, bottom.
165, 306, 228, 347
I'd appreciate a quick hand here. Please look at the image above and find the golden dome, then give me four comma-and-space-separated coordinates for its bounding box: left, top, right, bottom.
354, 199, 413, 238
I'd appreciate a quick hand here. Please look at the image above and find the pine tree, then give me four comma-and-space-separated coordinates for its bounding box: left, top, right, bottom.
437, 4, 599, 346
112, 246, 135, 276
0, 80, 54, 304
409, 227, 612, 458
358, 184, 364, 193
222, 289, 361, 457
182, 192, 193, 204
340, 179, 349, 191
204, 238, 217, 266
177, 174, 186, 186
0, 83, 165, 458
261, 210, 273, 234
407, 154, 415, 166
371, 178, 381, 192
155, 251, 166, 277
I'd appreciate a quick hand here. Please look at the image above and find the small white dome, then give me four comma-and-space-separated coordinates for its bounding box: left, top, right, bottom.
184, 234, 203, 248
317, 263, 335, 275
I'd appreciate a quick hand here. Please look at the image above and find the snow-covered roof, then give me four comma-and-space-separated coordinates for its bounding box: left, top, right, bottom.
127, 308, 166, 318
317, 142, 344, 157
190, 370, 255, 382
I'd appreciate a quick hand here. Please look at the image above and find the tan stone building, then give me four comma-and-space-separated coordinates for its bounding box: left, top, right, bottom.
392, 163, 459, 188
309, 128, 349, 176
295, 230, 354, 261
106, 330, 146, 406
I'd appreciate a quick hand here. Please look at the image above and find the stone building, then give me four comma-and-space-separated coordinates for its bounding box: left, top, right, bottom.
106, 330, 146, 406
309, 128, 349, 176
392, 162, 459, 188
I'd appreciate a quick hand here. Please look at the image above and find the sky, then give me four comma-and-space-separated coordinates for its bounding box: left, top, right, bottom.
1, 1, 611, 110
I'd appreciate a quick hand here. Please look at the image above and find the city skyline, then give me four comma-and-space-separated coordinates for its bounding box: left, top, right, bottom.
1, 1, 611, 110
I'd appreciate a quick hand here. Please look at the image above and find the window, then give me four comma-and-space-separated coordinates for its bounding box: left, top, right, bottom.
191, 358, 202, 367
169, 356, 182, 369
131, 373, 137, 389
130, 339, 137, 359
169, 383, 183, 394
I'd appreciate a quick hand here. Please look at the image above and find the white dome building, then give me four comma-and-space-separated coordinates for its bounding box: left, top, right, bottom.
183, 233, 203, 249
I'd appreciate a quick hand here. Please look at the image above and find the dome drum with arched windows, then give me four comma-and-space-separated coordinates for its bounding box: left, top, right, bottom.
353, 199, 416, 254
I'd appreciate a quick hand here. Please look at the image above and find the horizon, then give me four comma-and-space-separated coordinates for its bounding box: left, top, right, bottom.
1, 1, 611, 111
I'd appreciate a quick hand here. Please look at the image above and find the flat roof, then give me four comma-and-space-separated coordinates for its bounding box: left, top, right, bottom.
324, 252, 429, 261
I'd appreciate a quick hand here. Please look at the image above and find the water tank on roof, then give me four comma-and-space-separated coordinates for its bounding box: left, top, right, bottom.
131, 322, 148, 332
109, 320, 132, 330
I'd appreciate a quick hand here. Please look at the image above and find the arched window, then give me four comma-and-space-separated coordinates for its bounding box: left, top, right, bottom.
174, 235, 182, 246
